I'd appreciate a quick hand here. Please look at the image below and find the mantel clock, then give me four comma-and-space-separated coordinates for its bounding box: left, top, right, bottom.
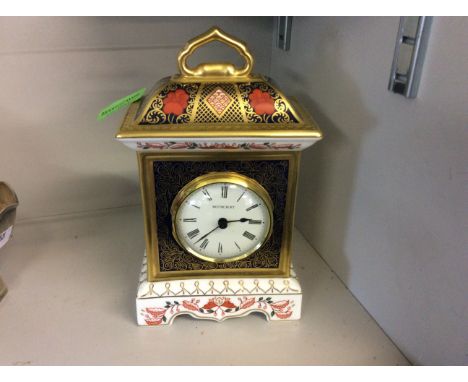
116, 27, 322, 326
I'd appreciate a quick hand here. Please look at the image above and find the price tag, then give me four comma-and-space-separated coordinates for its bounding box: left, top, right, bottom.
97, 87, 146, 120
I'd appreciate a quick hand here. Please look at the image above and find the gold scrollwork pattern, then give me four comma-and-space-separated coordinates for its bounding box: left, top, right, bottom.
238, 82, 299, 124
141, 83, 199, 125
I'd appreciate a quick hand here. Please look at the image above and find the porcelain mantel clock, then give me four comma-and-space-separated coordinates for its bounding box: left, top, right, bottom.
116, 27, 322, 326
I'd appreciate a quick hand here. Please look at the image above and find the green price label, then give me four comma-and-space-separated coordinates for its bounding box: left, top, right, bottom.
97, 87, 146, 121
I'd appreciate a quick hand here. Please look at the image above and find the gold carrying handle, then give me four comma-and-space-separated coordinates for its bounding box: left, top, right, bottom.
177, 27, 254, 80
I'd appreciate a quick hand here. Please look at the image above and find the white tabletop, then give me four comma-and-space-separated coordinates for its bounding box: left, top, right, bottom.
0, 206, 409, 365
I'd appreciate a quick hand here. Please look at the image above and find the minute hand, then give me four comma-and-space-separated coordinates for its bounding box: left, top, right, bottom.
194, 225, 220, 244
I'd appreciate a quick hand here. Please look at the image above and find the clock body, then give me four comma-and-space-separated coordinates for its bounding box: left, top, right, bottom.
116, 27, 322, 282
137, 151, 301, 280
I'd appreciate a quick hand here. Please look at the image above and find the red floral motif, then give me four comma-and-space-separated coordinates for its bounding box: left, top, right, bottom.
270, 300, 290, 310
275, 310, 293, 319
162, 89, 189, 116
247, 143, 270, 150
182, 300, 200, 311
270, 299, 293, 319
239, 297, 256, 309
140, 297, 294, 324
165, 143, 192, 149
143, 307, 167, 326
248, 89, 276, 115
198, 143, 240, 150
203, 297, 236, 310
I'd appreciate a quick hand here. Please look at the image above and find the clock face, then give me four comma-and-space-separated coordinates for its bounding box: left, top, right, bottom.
171, 173, 273, 263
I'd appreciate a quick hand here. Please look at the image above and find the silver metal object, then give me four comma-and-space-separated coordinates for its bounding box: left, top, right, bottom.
388, 16, 433, 98
277, 16, 293, 51
0, 182, 19, 302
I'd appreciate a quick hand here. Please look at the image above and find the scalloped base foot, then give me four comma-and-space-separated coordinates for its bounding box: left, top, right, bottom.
136, 254, 302, 326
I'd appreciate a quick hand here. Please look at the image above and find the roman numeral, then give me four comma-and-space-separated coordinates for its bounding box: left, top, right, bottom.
234, 241, 241, 251
221, 184, 228, 198
183, 218, 197, 222
236, 191, 246, 202
192, 204, 201, 209
218, 242, 223, 254
249, 219, 262, 224
202, 188, 212, 201
187, 229, 200, 239
246, 203, 259, 211
243, 231, 256, 241
200, 239, 209, 249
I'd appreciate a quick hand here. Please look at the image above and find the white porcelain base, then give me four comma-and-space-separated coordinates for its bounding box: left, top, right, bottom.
136, 254, 302, 326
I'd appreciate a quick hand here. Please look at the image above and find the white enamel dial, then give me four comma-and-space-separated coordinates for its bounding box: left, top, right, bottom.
172, 174, 273, 263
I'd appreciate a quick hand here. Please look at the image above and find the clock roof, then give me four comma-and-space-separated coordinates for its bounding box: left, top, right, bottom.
116, 27, 322, 148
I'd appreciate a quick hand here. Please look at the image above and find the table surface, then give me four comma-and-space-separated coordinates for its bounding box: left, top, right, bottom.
0, 206, 409, 365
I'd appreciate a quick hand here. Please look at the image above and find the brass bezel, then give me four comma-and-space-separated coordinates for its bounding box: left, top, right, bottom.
170, 172, 274, 264
138, 151, 300, 281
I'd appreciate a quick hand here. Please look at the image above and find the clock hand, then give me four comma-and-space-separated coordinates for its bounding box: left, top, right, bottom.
225, 218, 251, 223
193, 217, 249, 244
194, 225, 220, 244
194, 217, 229, 244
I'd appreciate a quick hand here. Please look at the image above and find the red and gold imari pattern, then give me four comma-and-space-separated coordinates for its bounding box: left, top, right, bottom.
139, 81, 300, 125
239, 82, 300, 124
141, 83, 199, 124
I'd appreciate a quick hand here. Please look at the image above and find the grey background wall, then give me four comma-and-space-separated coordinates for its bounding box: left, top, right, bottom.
0, 17, 273, 221
1, 16, 466, 365
270, 17, 467, 365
